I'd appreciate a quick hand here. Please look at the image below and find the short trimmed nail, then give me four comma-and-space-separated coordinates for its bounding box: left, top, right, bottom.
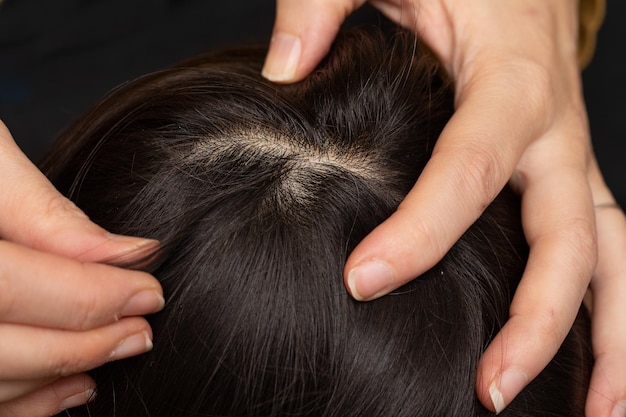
107, 233, 159, 250
115, 234, 159, 245
110, 331, 153, 361
488, 369, 528, 414
108, 235, 160, 261
347, 260, 395, 301
121, 290, 165, 317
59, 388, 96, 411
611, 401, 626, 417
262, 32, 301, 82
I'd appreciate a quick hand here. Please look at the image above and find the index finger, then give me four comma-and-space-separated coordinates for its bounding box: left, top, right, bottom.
344, 70, 542, 299
0, 240, 163, 331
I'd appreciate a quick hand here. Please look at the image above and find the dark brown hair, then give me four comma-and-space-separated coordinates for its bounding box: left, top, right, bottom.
42, 26, 592, 417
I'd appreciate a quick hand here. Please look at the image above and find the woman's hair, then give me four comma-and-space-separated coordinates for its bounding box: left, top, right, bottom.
42, 26, 592, 417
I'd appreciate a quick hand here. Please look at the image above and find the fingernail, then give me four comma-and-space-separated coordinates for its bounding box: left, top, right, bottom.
59, 388, 96, 411
121, 290, 165, 317
129, 237, 160, 249
488, 369, 528, 414
109, 331, 153, 361
107, 233, 159, 249
347, 260, 395, 301
611, 401, 626, 417
262, 32, 301, 82
108, 234, 160, 259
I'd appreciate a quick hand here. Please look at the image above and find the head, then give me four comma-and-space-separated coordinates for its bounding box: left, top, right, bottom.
42, 26, 591, 417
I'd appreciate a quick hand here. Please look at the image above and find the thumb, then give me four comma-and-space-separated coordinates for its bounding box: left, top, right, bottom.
0, 121, 157, 263
262, 0, 366, 83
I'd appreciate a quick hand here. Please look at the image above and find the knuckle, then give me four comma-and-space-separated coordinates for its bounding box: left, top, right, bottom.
560, 216, 598, 278
29, 192, 89, 240
68, 265, 111, 330
404, 211, 447, 266
532, 308, 571, 351
499, 60, 553, 119
481, 59, 554, 131
17, 191, 91, 251
42, 192, 88, 222
50, 348, 92, 377
520, 65, 552, 114
453, 145, 507, 211
45, 332, 106, 377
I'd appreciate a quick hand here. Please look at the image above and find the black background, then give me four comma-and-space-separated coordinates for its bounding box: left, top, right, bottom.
0, 0, 624, 205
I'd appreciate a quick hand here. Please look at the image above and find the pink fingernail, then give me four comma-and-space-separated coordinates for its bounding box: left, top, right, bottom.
59, 388, 96, 411
106, 234, 160, 261
488, 369, 528, 414
262, 32, 301, 82
347, 260, 395, 301
121, 290, 165, 317
109, 331, 153, 361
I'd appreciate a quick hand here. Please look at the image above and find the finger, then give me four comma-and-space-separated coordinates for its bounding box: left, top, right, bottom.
0, 374, 95, 417
344, 72, 541, 300
0, 317, 152, 384
0, 120, 159, 263
585, 202, 626, 417
476, 164, 596, 413
0, 240, 164, 330
369, 0, 420, 32
262, 0, 366, 83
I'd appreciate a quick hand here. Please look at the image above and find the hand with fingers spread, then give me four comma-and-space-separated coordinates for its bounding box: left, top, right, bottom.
0, 121, 164, 415
263, 0, 626, 415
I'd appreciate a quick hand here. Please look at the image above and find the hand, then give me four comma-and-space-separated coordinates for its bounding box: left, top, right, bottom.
263, 1, 626, 415
0, 121, 164, 416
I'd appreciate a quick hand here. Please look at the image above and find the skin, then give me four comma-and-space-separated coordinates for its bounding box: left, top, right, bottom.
263, 0, 626, 415
0, 120, 163, 415
1, 1, 622, 415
